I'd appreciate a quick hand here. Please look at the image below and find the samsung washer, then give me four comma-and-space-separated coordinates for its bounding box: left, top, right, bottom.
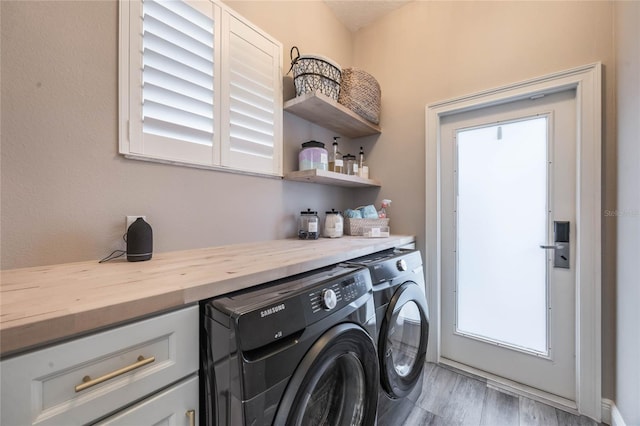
200, 264, 379, 426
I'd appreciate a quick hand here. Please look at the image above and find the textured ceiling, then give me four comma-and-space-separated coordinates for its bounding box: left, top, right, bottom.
324, 0, 413, 32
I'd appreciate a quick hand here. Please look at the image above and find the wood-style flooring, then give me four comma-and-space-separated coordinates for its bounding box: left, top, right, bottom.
377, 363, 602, 426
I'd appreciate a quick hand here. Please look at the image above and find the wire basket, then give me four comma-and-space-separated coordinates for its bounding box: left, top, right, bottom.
338, 68, 381, 124
290, 46, 341, 101
344, 218, 390, 236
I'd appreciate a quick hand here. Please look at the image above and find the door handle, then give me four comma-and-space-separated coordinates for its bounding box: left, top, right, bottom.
540, 244, 560, 250
541, 221, 570, 269
539, 244, 565, 250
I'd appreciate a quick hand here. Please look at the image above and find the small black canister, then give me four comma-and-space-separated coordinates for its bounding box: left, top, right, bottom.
127, 217, 153, 261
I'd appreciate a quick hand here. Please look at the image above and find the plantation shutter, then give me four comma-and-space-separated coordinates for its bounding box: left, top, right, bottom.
221, 14, 282, 176
129, 0, 219, 165
120, 0, 282, 176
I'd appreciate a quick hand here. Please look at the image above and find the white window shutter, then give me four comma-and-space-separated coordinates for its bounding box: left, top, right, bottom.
120, 0, 281, 176
221, 14, 282, 176
128, 0, 220, 166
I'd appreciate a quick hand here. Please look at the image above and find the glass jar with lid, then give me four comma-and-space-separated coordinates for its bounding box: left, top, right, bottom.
298, 209, 319, 240
323, 209, 344, 238
299, 141, 328, 171
344, 154, 357, 175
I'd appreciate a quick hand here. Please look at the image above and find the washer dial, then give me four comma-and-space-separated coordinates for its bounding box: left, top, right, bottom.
321, 289, 337, 310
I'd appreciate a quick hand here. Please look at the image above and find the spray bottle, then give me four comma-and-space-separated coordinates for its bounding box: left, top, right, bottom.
378, 199, 392, 218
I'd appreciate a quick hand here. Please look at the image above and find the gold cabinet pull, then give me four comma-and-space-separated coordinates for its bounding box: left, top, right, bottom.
74, 355, 155, 392
186, 409, 196, 426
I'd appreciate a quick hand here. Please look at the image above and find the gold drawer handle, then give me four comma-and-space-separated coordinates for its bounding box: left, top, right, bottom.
75, 355, 155, 392
186, 409, 196, 426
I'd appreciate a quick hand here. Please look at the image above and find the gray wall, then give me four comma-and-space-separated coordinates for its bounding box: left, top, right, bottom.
614, 2, 640, 425
0, 0, 360, 269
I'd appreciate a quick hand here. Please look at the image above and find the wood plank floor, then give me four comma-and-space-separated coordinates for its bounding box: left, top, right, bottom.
377, 363, 602, 426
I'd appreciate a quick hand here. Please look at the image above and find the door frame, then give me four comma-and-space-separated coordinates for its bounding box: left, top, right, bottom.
425, 63, 602, 420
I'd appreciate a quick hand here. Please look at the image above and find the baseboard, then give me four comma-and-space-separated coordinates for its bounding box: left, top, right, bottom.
602, 399, 613, 425
611, 401, 628, 426
603, 399, 629, 426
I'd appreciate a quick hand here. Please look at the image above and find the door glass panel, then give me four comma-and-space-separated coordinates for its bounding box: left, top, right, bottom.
389, 301, 421, 376
456, 116, 548, 354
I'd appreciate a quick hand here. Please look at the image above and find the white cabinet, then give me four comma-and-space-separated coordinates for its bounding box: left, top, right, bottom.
94, 375, 199, 426
0, 305, 199, 426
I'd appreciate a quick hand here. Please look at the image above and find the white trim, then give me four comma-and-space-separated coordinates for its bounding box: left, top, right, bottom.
604, 399, 629, 426
602, 398, 613, 425
425, 63, 602, 421
611, 401, 628, 426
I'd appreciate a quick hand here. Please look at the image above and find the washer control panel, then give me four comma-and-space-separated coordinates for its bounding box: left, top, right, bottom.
307, 269, 370, 316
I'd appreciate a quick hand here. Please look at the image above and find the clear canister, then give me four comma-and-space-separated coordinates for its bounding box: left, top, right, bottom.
298, 209, 319, 240
323, 209, 344, 238
299, 141, 328, 171
344, 154, 357, 175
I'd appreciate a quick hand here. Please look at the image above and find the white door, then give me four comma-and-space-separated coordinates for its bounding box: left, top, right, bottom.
440, 89, 577, 400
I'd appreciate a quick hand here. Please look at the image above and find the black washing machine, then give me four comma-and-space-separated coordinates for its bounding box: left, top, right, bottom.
200, 264, 379, 426
346, 249, 429, 422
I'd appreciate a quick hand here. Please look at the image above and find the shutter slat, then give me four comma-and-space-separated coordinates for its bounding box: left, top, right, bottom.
230, 110, 273, 136
142, 0, 214, 149
144, 16, 212, 62
230, 96, 273, 123
144, 117, 213, 146
144, 100, 213, 133
144, 50, 212, 90
231, 70, 273, 104
229, 136, 273, 159
144, 66, 213, 104
145, 0, 212, 45
144, 82, 213, 119
144, 33, 212, 77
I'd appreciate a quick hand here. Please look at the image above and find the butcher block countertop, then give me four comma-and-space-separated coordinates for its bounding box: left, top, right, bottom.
0, 235, 414, 357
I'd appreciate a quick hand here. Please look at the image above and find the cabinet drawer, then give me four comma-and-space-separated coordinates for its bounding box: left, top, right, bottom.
93, 374, 199, 426
1, 305, 198, 426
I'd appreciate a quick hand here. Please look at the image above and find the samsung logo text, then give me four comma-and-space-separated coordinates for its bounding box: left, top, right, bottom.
261, 304, 286, 318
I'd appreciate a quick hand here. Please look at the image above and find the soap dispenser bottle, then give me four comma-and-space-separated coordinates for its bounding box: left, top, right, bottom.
329, 137, 343, 173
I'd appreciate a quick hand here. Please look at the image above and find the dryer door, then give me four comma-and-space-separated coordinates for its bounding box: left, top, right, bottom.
379, 281, 430, 399
273, 323, 379, 426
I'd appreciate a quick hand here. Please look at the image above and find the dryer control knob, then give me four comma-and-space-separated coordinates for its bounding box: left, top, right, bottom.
397, 259, 408, 272
321, 289, 337, 310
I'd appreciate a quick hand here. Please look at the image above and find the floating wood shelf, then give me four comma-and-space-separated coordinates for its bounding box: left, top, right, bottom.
283, 91, 381, 138
284, 169, 381, 188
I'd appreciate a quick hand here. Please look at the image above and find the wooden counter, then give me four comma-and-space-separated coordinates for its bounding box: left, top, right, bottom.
0, 236, 414, 357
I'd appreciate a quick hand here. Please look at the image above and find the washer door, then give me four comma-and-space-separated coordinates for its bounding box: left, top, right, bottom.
273, 323, 379, 426
379, 281, 430, 399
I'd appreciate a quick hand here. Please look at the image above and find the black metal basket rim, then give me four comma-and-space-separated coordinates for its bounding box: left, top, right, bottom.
294, 55, 341, 70
294, 72, 341, 84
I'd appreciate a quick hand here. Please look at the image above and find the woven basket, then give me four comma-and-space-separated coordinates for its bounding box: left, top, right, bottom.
290, 46, 341, 101
338, 68, 381, 124
344, 218, 390, 236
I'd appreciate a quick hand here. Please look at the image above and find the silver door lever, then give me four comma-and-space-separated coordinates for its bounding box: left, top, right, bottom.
539, 244, 564, 249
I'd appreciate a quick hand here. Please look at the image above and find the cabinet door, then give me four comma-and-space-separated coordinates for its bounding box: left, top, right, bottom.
93, 374, 199, 426
1, 306, 198, 426
220, 11, 283, 176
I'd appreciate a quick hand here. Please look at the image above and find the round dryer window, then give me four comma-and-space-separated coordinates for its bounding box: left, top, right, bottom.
389, 300, 422, 377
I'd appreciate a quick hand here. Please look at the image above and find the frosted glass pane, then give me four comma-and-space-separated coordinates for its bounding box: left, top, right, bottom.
456, 117, 548, 354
